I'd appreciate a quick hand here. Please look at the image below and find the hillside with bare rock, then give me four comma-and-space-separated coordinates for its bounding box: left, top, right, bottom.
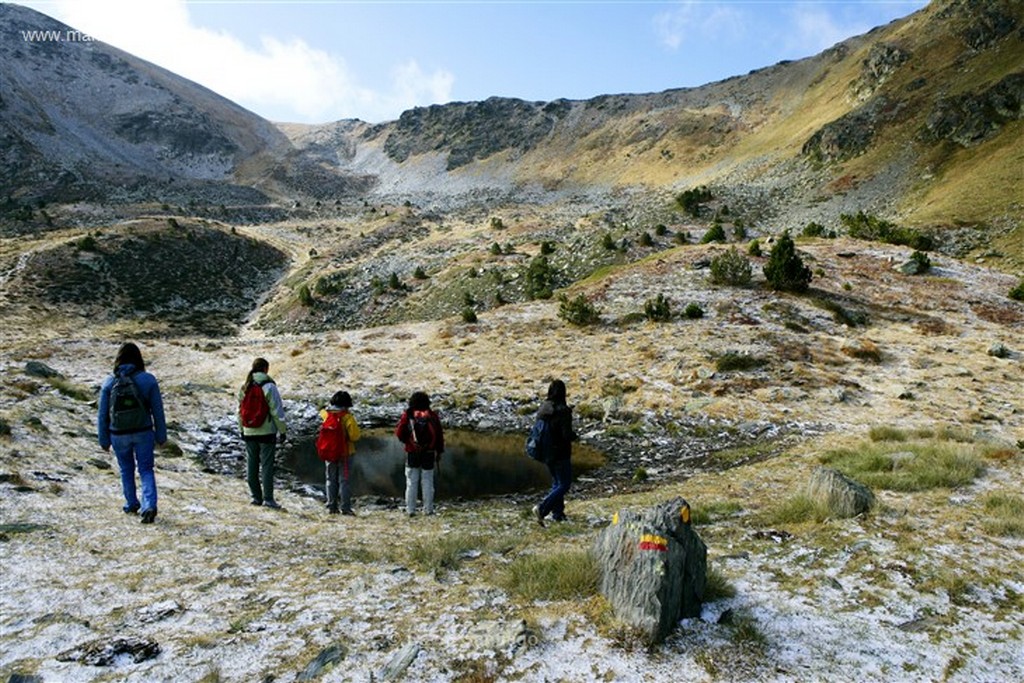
0, 0, 1022, 681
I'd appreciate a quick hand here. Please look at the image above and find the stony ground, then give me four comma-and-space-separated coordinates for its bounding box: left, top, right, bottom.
1, 235, 1022, 681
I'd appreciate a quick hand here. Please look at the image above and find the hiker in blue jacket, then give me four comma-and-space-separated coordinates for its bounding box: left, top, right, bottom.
97, 342, 167, 524
533, 379, 577, 527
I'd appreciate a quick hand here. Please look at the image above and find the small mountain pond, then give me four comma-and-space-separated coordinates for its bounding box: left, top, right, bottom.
282, 429, 606, 499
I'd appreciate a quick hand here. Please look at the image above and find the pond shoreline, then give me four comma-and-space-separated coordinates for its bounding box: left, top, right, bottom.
184, 399, 818, 507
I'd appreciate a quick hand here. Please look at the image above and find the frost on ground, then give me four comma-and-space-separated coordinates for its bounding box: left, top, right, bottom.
1, 237, 1022, 681
1, 319, 1022, 682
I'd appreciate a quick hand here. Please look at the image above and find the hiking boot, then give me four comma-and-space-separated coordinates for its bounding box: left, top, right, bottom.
328, 507, 340, 515
263, 500, 282, 510
140, 509, 157, 524
533, 505, 546, 528
250, 499, 263, 506
341, 510, 355, 516
123, 504, 140, 514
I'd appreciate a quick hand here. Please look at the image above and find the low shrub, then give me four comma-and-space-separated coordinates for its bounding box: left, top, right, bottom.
525, 255, 556, 300
763, 231, 812, 293
909, 250, 932, 274
684, 303, 705, 319
709, 247, 753, 286
297, 284, 313, 307
559, 294, 600, 326
643, 293, 672, 322
677, 186, 713, 218
1009, 280, 1024, 302
840, 211, 933, 251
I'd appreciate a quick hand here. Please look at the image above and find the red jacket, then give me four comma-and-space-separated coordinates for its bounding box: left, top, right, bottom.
395, 408, 445, 454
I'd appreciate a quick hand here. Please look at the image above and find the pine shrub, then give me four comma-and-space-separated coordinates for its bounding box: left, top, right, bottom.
763, 231, 812, 293
525, 256, 556, 300
700, 224, 727, 244
709, 247, 753, 286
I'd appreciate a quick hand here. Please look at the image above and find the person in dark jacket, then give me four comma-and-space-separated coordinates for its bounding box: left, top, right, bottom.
533, 379, 577, 526
394, 391, 445, 516
97, 342, 167, 524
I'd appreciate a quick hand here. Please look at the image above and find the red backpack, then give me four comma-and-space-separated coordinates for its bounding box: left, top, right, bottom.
316, 411, 349, 463
239, 380, 271, 428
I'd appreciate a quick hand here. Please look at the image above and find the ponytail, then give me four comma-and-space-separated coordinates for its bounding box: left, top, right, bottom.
244, 357, 269, 391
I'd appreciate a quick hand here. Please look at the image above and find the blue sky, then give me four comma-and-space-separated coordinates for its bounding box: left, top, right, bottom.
20, 1, 928, 124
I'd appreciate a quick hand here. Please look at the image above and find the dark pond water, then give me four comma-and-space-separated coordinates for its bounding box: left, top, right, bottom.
282, 429, 605, 499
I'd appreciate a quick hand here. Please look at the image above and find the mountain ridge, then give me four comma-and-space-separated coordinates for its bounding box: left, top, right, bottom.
2, 0, 1021, 243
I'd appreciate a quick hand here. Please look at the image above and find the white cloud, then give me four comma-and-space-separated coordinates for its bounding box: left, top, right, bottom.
22, 0, 453, 123
654, 1, 747, 51
784, 7, 871, 54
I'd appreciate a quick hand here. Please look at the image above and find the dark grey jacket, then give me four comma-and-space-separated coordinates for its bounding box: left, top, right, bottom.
536, 400, 576, 461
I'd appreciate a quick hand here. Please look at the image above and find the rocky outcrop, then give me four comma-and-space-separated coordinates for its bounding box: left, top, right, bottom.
380, 97, 570, 170
936, 0, 1021, 50
802, 97, 898, 163
853, 43, 911, 99
924, 72, 1024, 146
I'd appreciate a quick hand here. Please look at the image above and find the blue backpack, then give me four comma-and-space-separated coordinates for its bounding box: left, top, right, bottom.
525, 417, 553, 463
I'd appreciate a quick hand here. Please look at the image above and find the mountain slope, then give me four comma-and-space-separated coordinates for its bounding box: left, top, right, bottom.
294, 0, 1021, 237
0, 3, 293, 204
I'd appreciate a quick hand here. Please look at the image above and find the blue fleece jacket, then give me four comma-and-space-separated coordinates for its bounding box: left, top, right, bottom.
97, 364, 167, 449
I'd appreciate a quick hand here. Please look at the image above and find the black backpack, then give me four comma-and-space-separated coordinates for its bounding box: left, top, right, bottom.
109, 372, 151, 433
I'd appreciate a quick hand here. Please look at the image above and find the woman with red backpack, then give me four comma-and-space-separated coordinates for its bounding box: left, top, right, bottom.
394, 391, 445, 517
238, 357, 287, 509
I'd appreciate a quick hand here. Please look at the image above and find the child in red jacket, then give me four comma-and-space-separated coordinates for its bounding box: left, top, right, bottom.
394, 391, 444, 516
